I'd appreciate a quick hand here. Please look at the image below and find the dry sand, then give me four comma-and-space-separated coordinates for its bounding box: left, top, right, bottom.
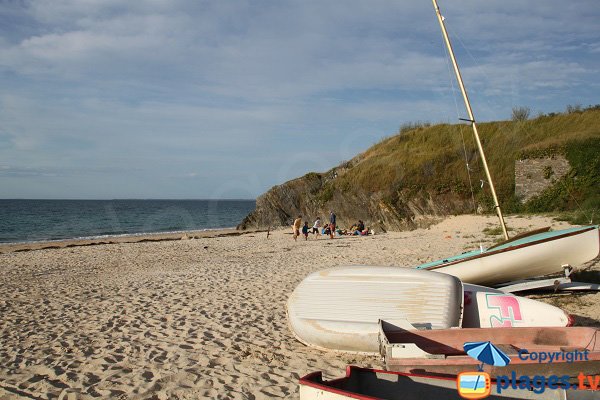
0, 215, 598, 399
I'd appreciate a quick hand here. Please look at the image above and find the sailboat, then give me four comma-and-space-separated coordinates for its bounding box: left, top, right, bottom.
415, 225, 599, 286
413, 0, 600, 286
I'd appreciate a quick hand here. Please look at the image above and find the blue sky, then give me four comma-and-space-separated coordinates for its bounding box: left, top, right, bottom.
1, 0, 598, 199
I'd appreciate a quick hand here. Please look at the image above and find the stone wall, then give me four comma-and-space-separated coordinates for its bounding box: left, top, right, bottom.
515, 156, 570, 203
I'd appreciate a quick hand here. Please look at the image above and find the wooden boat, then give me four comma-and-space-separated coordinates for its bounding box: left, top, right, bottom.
286, 266, 463, 354
300, 366, 596, 399
287, 267, 571, 354
380, 321, 600, 378
415, 225, 600, 286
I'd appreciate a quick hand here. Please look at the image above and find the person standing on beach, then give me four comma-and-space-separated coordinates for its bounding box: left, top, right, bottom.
292, 215, 302, 241
312, 217, 322, 236
329, 211, 336, 239
302, 221, 310, 240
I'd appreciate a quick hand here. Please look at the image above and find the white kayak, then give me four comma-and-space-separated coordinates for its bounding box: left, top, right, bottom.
415, 225, 600, 286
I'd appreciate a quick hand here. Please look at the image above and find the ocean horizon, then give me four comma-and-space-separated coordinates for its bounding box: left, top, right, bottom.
0, 199, 256, 244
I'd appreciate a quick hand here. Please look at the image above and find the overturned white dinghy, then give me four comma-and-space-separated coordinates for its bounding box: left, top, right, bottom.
287, 266, 572, 354
287, 266, 463, 354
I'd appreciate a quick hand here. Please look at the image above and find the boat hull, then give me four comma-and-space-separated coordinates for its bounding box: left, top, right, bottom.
463, 284, 571, 328
287, 267, 571, 354
299, 366, 593, 399
380, 323, 600, 380
416, 226, 600, 285
287, 266, 463, 354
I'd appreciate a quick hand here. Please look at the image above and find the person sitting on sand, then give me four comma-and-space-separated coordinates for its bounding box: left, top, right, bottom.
357, 220, 365, 232
302, 221, 310, 240
292, 215, 302, 241
312, 217, 321, 236
353, 220, 365, 235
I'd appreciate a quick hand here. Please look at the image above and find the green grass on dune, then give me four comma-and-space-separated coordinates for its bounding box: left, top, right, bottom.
318, 107, 600, 221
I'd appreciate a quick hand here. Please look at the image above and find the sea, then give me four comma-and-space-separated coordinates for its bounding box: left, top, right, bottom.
0, 199, 256, 244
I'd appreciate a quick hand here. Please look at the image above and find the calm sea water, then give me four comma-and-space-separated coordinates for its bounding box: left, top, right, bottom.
0, 199, 256, 244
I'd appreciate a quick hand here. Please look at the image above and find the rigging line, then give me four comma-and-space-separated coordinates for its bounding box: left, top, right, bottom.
447, 25, 498, 119
441, 31, 478, 213
440, 13, 594, 225
440, 31, 462, 121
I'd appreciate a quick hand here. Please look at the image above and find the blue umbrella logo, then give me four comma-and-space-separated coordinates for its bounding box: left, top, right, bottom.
463, 341, 511, 371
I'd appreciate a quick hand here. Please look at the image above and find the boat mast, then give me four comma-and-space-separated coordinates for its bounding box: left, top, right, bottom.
432, 0, 509, 240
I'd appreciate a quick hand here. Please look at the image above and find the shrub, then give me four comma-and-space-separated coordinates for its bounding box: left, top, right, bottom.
399, 121, 431, 134
317, 183, 335, 204
511, 106, 530, 122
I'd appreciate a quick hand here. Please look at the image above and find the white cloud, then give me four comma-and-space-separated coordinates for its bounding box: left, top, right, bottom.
0, 0, 598, 198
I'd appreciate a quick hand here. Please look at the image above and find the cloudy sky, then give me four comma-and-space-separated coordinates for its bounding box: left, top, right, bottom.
1, 0, 598, 199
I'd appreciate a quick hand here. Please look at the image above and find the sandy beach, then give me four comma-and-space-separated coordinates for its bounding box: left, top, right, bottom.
1, 214, 598, 399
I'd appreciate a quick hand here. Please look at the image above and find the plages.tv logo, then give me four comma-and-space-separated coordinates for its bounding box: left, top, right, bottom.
456, 341, 510, 399
457, 371, 492, 399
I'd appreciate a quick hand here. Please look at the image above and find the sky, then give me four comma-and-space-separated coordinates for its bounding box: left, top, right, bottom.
1, 0, 598, 199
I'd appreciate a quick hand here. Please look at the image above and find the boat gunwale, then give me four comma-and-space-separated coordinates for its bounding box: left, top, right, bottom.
381, 326, 600, 349
384, 352, 600, 366
298, 365, 593, 398
421, 226, 599, 272
486, 226, 551, 250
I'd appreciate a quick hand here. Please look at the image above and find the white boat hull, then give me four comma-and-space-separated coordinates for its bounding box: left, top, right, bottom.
463, 284, 571, 328
287, 267, 572, 353
286, 266, 463, 354
421, 226, 599, 286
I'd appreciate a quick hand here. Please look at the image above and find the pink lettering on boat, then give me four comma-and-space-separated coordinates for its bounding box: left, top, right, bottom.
486, 294, 522, 327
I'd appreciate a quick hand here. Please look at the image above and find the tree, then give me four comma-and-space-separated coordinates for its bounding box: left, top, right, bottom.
511, 106, 530, 122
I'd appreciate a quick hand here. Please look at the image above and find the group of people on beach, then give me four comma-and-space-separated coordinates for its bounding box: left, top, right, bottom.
292, 211, 370, 241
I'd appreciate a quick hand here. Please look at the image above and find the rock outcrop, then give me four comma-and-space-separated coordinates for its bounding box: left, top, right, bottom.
515, 156, 570, 203
237, 163, 475, 232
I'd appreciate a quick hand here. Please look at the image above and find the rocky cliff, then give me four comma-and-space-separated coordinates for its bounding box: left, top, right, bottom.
237, 155, 475, 232
238, 110, 600, 231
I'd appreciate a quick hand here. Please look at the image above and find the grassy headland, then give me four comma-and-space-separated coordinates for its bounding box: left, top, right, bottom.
326, 106, 600, 221
240, 106, 600, 230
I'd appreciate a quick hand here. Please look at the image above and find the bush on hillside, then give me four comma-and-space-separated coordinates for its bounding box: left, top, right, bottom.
511, 106, 530, 122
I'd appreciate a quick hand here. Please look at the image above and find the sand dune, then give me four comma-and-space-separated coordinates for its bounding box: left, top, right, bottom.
0, 215, 598, 399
